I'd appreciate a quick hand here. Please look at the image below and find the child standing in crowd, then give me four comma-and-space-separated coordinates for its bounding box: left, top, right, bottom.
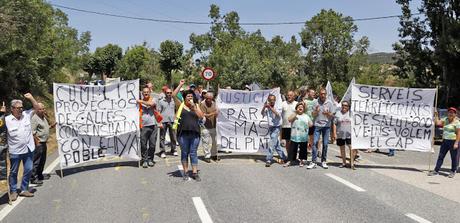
284, 103, 313, 167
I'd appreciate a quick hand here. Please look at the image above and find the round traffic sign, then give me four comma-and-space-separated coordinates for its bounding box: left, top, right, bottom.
201, 67, 217, 81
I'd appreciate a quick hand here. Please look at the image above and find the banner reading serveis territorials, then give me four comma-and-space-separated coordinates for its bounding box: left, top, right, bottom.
53, 79, 141, 168
351, 84, 436, 152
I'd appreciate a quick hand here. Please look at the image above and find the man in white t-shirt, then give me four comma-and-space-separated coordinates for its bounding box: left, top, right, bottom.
281, 91, 297, 157
5, 93, 40, 201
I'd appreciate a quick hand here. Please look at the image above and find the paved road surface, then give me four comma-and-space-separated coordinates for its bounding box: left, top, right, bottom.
0, 143, 458, 223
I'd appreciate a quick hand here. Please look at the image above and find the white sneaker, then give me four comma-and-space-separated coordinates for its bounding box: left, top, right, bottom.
173, 151, 178, 156
306, 162, 316, 169
161, 153, 166, 158
321, 162, 328, 169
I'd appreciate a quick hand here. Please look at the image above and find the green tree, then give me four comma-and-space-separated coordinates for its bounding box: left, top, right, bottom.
300, 9, 369, 91
0, 0, 90, 101
159, 40, 183, 87
189, 4, 303, 90
83, 44, 122, 79
394, 0, 460, 107
116, 44, 164, 87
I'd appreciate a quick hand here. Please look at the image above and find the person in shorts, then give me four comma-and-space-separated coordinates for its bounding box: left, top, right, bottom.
333, 101, 355, 169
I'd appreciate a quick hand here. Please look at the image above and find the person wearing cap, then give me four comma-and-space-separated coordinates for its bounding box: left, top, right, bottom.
159, 85, 169, 100
158, 87, 177, 158
200, 89, 207, 103
199, 91, 218, 163
429, 107, 460, 178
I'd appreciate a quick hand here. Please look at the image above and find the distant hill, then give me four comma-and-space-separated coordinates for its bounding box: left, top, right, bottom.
367, 52, 397, 64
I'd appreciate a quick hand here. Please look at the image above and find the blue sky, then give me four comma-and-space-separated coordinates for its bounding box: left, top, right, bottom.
48, 0, 422, 53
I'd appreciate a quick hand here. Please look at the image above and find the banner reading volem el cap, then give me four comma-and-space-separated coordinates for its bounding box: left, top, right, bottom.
351, 84, 435, 152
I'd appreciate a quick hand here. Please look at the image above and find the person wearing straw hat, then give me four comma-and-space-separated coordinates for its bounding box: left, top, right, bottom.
428, 107, 460, 178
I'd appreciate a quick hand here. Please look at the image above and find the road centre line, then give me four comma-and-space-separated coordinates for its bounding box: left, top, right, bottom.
405, 213, 432, 223
192, 197, 213, 223
325, 173, 366, 192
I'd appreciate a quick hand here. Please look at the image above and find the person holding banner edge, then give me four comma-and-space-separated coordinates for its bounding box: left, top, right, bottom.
261, 94, 287, 167
428, 107, 460, 178
173, 80, 205, 181
138, 87, 161, 168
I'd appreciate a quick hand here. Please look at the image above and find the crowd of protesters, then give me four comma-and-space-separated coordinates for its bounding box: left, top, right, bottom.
1, 79, 458, 203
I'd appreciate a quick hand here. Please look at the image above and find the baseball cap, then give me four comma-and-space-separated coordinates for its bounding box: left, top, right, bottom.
448, 107, 457, 113
190, 84, 196, 88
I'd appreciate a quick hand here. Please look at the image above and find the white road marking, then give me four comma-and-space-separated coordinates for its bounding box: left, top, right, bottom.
325, 173, 366, 192
192, 197, 213, 223
0, 157, 60, 221
406, 213, 432, 223
0, 197, 25, 221
44, 157, 60, 174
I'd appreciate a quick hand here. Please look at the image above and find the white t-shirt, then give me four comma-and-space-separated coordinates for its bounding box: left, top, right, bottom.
334, 111, 352, 139
281, 100, 298, 128
5, 109, 35, 154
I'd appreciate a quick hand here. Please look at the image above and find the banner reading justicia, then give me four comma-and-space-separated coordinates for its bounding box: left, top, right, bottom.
53, 79, 141, 168
216, 88, 282, 153
351, 84, 436, 152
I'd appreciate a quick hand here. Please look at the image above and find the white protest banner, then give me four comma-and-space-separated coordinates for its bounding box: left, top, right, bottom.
351, 84, 436, 152
340, 77, 355, 104
216, 88, 282, 152
53, 79, 141, 168
326, 81, 340, 112
105, 77, 121, 85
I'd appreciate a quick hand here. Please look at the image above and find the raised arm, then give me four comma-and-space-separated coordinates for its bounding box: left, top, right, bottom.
172, 79, 185, 107
24, 93, 39, 111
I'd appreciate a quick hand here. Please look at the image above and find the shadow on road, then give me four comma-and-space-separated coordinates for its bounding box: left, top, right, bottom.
201, 154, 267, 162
353, 164, 424, 172
56, 161, 139, 177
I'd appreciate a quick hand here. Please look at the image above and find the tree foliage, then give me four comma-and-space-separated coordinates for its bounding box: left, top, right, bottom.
83, 43, 122, 79
116, 44, 164, 88
189, 4, 303, 91
394, 0, 460, 107
300, 9, 369, 94
0, 0, 90, 102
159, 40, 183, 87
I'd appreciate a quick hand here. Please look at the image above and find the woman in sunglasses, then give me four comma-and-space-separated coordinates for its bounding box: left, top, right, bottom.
172, 80, 204, 181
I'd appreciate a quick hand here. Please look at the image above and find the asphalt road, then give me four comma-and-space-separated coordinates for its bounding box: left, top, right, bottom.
0, 143, 458, 223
